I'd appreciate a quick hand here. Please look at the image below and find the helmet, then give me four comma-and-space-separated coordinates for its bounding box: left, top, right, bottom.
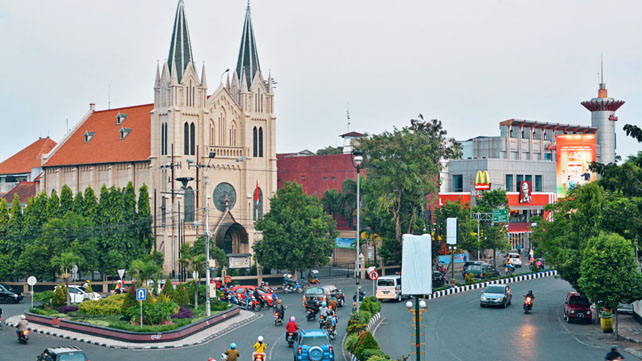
322, 301, 327, 307
230, 343, 237, 349
290, 316, 296, 322
277, 299, 281, 304
612, 345, 618, 351
258, 336, 264, 342
208, 358, 215, 361
21, 315, 26, 320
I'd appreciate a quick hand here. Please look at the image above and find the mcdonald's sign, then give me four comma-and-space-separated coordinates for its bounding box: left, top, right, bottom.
474, 170, 491, 191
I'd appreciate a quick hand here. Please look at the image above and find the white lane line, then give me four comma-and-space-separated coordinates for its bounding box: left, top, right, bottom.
556, 306, 595, 348
268, 332, 283, 361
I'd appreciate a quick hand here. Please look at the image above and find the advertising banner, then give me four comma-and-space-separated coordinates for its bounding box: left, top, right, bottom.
437, 253, 469, 264
556, 134, 596, 197
519, 181, 532, 203
401, 234, 432, 295
335, 237, 355, 249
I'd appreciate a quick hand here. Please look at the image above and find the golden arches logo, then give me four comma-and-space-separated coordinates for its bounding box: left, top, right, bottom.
474, 170, 491, 190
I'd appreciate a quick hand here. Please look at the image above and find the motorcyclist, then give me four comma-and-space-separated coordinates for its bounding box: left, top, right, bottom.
605, 345, 624, 360
274, 299, 286, 320
223, 343, 240, 361
325, 310, 337, 333
16, 314, 28, 338
319, 301, 329, 321
353, 289, 365, 302
306, 299, 320, 318
525, 290, 535, 300
283, 274, 296, 289
253, 288, 263, 306
253, 336, 267, 359
244, 289, 252, 310
286, 316, 299, 341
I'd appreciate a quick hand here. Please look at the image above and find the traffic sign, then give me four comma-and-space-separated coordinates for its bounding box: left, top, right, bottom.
118, 269, 125, 280
492, 209, 508, 223
27, 276, 37, 287
368, 270, 379, 281
136, 289, 147, 301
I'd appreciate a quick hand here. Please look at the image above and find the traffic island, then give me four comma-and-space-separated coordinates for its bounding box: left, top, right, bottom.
6, 309, 260, 349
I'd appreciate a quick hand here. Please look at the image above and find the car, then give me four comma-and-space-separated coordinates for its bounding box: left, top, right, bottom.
303, 285, 345, 307
294, 329, 334, 361
507, 253, 522, 267
563, 292, 592, 323
462, 261, 484, 277
0, 283, 22, 303
480, 284, 512, 308
432, 268, 446, 288
230, 285, 275, 306
67, 286, 101, 303
618, 303, 633, 314
463, 264, 500, 279
38, 346, 89, 361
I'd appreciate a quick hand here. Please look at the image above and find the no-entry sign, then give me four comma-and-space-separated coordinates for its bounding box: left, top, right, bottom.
368, 270, 379, 281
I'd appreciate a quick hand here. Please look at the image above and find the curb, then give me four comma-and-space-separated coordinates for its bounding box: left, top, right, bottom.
5, 312, 262, 350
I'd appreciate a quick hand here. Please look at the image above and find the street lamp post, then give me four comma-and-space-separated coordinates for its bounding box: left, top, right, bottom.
352, 149, 364, 308
406, 298, 427, 361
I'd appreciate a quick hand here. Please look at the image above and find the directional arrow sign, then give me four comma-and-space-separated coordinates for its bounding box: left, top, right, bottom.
136, 288, 147, 301
492, 209, 508, 223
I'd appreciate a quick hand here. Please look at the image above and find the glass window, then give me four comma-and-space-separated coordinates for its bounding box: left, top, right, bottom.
184, 122, 189, 155
505, 174, 513, 192
525, 175, 532, 184
259, 127, 264, 157
452, 175, 463, 192
253, 127, 258, 157
516, 175, 524, 187
535, 175, 543, 192
301, 335, 330, 347
544, 153, 552, 161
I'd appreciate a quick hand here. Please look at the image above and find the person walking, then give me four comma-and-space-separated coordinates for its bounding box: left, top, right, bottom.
517, 244, 522, 255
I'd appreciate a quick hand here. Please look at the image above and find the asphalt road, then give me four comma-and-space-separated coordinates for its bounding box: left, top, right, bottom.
377, 276, 634, 361
0, 278, 364, 361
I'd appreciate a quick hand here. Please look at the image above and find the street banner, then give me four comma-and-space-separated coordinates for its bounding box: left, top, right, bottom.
556, 134, 596, 197
401, 234, 432, 295
438, 253, 469, 264
335, 237, 356, 249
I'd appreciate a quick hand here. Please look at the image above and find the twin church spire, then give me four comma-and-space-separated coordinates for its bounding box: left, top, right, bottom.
165, 0, 263, 93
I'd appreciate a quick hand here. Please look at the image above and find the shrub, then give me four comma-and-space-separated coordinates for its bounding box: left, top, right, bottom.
346, 311, 370, 335
52, 284, 67, 308
354, 331, 379, 361
363, 349, 389, 360
34, 291, 54, 308
345, 333, 359, 354
465, 273, 475, 284
125, 299, 179, 325
160, 276, 175, 301
174, 284, 189, 307
78, 294, 126, 316
484, 271, 491, 281
57, 305, 79, 313
122, 282, 137, 314
171, 306, 193, 319
211, 300, 231, 312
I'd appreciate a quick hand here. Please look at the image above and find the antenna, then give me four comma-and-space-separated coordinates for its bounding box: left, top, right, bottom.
600, 53, 604, 84
346, 103, 351, 133
66, 118, 69, 133
108, 84, 111, 110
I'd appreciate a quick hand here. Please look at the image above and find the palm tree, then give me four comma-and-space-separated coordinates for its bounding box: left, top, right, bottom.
321, 189, 342, 217
51, 252, 84, 306
179, 244, 206, 308
340, 179, 358, 227
129, 259, 161, 291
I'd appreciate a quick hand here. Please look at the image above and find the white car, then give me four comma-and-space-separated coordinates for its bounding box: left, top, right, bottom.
507, 253, 522, 268
67, 285, 102, 303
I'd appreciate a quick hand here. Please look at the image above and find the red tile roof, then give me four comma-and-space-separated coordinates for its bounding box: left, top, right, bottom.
45, 104, 152, 167
1, 181, 37, 205
340, 131, 363, 137
0, 137, 57, 175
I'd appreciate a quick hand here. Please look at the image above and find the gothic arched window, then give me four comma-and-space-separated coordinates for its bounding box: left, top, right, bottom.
184, 187, 195, 223
183, 122, 189, 155
259, 127, 264, 157
253, 127, 258, 157
190, 122, 195, 155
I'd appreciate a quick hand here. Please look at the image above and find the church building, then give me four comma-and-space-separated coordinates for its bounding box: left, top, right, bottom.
40, 1, 277, 275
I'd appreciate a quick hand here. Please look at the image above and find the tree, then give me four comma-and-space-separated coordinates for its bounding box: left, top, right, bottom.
179, 241, 206, 308
471, 189, 510, 266
321, 189, 342, 218
60, 185, 73, 215
137, 184, 153, 252
51, 251, 84, 306
47, 190, 60, 219
0, 199, 12, 280
340, 178, 358, 228
129, 259, 161, 291
254, 181, 338, 274
578, 233, 642, 339
316, 146, 343, 155
359, 116, 456, 244
72, 191, 84, 214
83, 186, 99, 221
433, 200, 477, 258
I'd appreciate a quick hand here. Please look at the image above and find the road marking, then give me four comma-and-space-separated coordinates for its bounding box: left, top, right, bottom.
556, 306, 597, 348
268, 332, 282, 361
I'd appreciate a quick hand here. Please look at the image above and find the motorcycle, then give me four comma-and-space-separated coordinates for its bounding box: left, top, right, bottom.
250, 296, 262, 312
283, 281, 304, 293
252, 352, 267, 361
286, 332, 296, 347
17, 330, 29, 344
306, 304, 319, 321
274, 311, 284, 326
523, 295, 533, 313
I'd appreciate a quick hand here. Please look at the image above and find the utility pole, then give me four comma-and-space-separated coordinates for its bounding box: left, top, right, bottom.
204, 169, 211, 317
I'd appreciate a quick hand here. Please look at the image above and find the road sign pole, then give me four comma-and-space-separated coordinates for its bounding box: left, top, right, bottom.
140, 300, 142, 327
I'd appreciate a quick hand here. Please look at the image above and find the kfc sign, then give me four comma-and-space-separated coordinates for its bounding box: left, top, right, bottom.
519, 181, 532, 203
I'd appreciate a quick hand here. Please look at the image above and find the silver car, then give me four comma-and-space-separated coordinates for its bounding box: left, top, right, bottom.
480, 284, 512, 308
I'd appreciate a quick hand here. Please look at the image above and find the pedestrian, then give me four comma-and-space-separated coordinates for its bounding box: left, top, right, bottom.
517, 244, 522, 255
605, 345, 624, 360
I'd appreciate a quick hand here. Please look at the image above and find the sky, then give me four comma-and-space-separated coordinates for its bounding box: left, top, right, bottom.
1, 0, 640, 164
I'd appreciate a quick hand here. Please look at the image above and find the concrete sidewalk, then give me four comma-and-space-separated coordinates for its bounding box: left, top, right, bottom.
612, 314, 642, 358
4, 310, 261, 350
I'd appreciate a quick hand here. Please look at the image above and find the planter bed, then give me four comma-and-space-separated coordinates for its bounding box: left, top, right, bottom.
25, 306, 239, 342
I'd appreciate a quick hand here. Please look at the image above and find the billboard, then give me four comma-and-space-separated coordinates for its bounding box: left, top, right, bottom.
556, 134, 596, 196
401, 234, 432, 295
519, 181, 532, 203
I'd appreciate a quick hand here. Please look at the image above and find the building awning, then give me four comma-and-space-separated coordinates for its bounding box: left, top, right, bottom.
507, 223, 531, 234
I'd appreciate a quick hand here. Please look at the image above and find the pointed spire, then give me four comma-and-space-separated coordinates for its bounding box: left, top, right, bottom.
168, 0, 194, 84
200, 63, 207, 88
154, 62, 161, 88
170, 61, 179, 86
240, 68, 249, 93
236, 2, 261, 90
226, 72, 231, 89
267, 72, 273, 94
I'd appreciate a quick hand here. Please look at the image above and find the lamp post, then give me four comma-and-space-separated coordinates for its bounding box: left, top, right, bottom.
351, 149, 364, 308
406, 298, 427, 361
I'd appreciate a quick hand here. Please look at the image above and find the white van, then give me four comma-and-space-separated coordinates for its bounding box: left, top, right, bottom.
376, 275, 403, 302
